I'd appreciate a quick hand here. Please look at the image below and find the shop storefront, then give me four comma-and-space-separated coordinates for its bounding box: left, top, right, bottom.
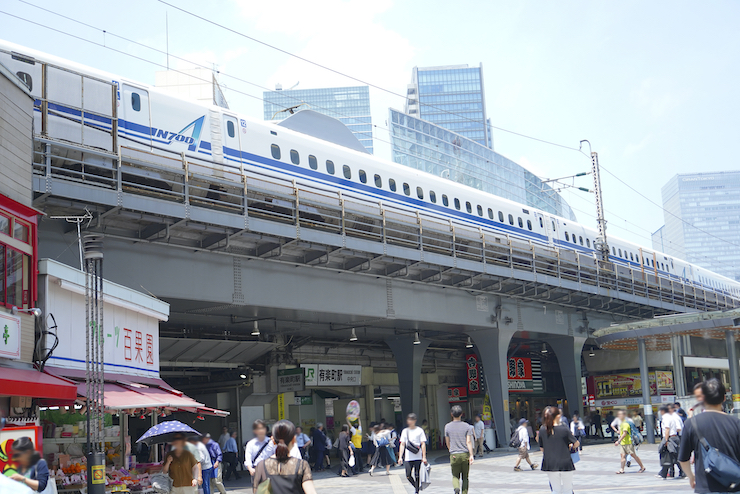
586, 370, 676, 418
2, 259, 227, 492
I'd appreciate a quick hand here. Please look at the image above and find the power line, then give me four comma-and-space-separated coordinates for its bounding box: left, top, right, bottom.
156, 0, 582, 153
8, 2, 739, 258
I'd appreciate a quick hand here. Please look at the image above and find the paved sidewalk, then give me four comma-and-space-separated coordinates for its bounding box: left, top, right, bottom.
223, 443, 694, 493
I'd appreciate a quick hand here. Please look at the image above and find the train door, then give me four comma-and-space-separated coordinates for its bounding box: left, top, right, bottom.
536, 213, 556, 247
121, 84, 151, 147
222, 113, 242, 171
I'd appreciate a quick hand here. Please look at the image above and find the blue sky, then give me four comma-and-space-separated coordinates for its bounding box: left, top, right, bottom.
1, 0, 738, 247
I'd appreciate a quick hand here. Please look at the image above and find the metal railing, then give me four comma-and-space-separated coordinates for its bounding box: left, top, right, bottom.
31, 136, 739, 315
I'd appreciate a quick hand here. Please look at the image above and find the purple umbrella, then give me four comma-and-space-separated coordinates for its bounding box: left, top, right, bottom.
136, 420, 201, 445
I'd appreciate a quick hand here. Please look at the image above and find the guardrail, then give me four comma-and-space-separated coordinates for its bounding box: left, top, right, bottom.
32, 136, 737, 314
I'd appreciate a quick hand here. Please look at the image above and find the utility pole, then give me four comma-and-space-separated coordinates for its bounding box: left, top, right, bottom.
581, 141, 609, 262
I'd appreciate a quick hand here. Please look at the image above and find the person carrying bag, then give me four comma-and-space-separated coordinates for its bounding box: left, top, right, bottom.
252, 420, 317, 494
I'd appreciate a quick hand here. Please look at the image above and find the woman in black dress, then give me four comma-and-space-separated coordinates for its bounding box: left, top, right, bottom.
538, 406, 579, 494
252, 420, 317, 494
338, 425, 353, 477
369, 425, 394, 476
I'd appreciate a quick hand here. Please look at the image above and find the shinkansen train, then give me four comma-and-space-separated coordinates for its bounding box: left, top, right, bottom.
2, 40, 739, 301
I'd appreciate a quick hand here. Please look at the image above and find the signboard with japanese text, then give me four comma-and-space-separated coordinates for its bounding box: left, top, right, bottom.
507, 357, 534, 393
301, 364, 362, 387
44, 273, 165, 378
0, 312, 21, 360
277, 393, 285, 420
592, 371, 674, 399
448, 386, 468, 403
277, 368, 305, 393
466, 354, 481, 395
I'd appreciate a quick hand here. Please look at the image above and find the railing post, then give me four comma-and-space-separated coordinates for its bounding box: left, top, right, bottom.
416, 212, 423, 251
181, 152, 189, 206
338, 191, 345, 235
41, 63, 48, 137
450, 220, 456, 258
293, 179, 300, 227
479, 227, 486, 265
381, 204, 387, 244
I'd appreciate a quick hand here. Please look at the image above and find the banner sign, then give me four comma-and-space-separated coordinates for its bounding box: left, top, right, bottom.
277, 393, 285, 420
593, 371, 674, 399
594, 395, 676, 408
301, 364, 362, 386
466, 354, 481, 395
277, 368, 305, 393
448, 386, 468, 403
507, 357, 534, 393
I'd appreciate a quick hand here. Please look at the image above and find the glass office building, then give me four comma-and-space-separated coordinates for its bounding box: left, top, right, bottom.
405, 64, 491, 148
651, 171, 740, 281
263, 86, 373, 154
389, 108, 576, 220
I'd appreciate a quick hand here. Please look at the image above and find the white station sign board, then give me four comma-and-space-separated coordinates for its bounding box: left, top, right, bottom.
40, 260, 169, 378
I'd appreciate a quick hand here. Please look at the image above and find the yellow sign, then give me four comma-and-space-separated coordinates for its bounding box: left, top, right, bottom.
91, 464, 105, 484
482, 395, 492, 422
277, 393, 285, 420
732, 394, 740, 403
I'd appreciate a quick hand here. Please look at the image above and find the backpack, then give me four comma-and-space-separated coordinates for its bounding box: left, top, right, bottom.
694, 417, 740, 489
628, 420, 642, 446
509, 428, 522, 449
376, 436, 389, 447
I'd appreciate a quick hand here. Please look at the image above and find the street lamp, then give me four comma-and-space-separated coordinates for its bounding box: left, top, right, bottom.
11, 307, 42, 317
466, 336, 474, 348
349, 328, 358, 342
413, 332, 421, 345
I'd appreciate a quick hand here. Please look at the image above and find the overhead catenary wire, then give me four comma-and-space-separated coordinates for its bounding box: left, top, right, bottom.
5, 2, 739, 256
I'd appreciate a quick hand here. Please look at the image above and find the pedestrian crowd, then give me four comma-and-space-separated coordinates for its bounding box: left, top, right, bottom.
42, 377, 737, 494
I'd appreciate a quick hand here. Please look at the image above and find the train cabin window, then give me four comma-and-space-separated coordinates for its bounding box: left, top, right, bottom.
579, 236, 583, 246
518, 217, 523, 228
572, 235, 577, 244
618, 248, 622, 257
131, 92, 141, 112
527, 220, 532, 230
498, 211, 504, 222
227, 120, 236, 138
359, 170, 367, 184
466, 202, 472, 214
442, 195, 449, 206
389, 179, 397, 192
552, 220, 556, 232
586, 238, 590, 248
508, 214, 514, 225
309, 155, 318, 170
15, 72, 32, 91
375, 174, 382, 188
454, 198, 461, 210
429, 191, 437, 203
326, 160, 335, 174
271, 144, 281, 160
488, 208, 494, 220
290, 149, 300, 165
417, 187, 424, 200
630, 252, 634, 261
539, 217, 544, 228
477, 205, 483, 216
565, 232, 570, 242
343, 165, 352, 179
403, 183, 411, 196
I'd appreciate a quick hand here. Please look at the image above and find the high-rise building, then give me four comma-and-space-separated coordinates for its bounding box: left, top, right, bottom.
263, 86, 373, 154
405, 64, 491, 148
389, 109, 576, 220
651, 171, 740, 281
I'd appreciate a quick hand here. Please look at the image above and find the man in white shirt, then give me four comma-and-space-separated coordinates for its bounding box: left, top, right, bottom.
243, 419, 302, 475
513, 418, 537, 471
473, 415, 485, 458
657, 406, 685, 479
218, 426, 230, 451
398, 413, 427, 494
192, 437, 213, 494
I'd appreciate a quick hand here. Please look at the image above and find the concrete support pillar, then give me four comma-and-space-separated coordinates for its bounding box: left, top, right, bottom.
725, 330, 740, 415
547, 336, 587, 418
638, 338, 655, 444
386, 334, 431, 419
365, 385, 376, 424
469, 329, 516, 445
671, 334, 688, 397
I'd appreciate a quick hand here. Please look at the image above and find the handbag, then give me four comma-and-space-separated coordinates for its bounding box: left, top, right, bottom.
406, 442, 420, 454
255, 478, 272, 494
570, 447, 580, 464
348, 454, 356, 467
